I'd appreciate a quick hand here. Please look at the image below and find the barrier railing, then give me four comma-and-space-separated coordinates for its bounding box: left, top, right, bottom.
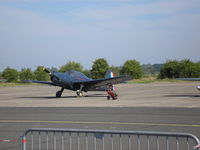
22, 128, 200, 150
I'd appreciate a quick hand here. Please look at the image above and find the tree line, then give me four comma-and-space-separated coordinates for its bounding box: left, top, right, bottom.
0, 58, 199, 82
158, 59, 200, 79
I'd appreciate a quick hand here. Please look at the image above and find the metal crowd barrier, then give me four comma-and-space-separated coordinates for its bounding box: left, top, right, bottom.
22, 128, 200, 150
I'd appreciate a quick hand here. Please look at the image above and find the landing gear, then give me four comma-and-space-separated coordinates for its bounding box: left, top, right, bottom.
56, 88, 64, 98
76, 84, 84, 97
76, 90, 83, 97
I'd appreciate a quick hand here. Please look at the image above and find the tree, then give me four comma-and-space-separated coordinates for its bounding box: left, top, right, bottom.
20, 68, 35, 81
142, 64, 154, 75
152, 64, 163, 74
34, 66, 50, 81
141, 64, 163, 75
82, 70, 91, 78
121, 60, 143, 79
50, 67, 58, 72
91, 58, 109, 79
179, 59, 200, 78
59, 61, 83, 72
193, 63, 200, 77
109, 66, 122, 76
158, 60, 180, 79
158, 59, 200, 79
2, 67, 19, 82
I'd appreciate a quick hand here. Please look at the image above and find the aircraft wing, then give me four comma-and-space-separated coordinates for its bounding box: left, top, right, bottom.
74, 75, 132, 88
24, 80, 57, 86
176, 78, 200, 81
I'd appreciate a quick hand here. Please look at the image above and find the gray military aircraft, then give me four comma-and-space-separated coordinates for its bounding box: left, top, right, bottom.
177, 78, 200, 91
25, 68, 132, 99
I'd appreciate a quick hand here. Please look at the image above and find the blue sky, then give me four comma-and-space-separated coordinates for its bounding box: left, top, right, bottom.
0, 0, 200, 71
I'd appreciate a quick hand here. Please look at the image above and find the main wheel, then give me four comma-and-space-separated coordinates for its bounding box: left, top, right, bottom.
56, 91, 62, 98
77, 91, 83, 97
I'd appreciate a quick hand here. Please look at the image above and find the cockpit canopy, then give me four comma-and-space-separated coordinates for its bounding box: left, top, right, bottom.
66, 70, 91, 81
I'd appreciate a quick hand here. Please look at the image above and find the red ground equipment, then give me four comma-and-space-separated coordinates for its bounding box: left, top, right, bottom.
107, 84, 117, 100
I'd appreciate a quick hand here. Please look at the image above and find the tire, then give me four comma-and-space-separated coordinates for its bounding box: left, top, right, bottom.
56, 91, 62, 98
77, 91, 83, 97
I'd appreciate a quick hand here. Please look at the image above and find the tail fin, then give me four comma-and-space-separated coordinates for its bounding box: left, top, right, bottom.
105, 70, 114, 79
105, 70, 116, 91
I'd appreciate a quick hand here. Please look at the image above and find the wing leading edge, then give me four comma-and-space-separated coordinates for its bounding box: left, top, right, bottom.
74, 75, 132, 88
24, 80, 57, 86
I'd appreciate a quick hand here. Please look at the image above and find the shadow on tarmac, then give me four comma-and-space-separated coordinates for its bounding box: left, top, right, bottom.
164, 94, 200, 98
17, 94, 106, 99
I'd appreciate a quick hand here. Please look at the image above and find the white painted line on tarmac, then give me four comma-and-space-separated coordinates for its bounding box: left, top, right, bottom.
0, 120, 200, 128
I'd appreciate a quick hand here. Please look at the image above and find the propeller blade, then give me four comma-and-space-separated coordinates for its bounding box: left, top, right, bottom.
43, 68, 51, 74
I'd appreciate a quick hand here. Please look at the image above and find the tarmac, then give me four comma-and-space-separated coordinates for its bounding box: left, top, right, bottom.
0, 82, 200, 150
0, 82, 199, 107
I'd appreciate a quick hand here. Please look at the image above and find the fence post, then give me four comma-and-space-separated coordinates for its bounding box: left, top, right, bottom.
22, 135, 26, 150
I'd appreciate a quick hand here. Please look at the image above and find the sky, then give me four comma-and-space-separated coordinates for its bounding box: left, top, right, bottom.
0, 0, 200, 71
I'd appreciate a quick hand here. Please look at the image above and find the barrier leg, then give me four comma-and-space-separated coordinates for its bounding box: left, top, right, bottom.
22, 136, 26, 150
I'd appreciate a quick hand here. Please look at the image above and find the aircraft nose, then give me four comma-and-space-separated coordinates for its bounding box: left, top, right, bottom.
51, 75, 60, 82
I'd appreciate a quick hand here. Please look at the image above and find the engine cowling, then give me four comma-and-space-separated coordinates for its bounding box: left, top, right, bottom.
51, 76, 60, 83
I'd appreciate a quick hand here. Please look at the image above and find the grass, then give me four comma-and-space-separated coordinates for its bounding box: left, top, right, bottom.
0, 82, 35, 87
128, 77, 184, 84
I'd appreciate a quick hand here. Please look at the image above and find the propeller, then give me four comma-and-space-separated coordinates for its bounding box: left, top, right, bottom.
43, 68, 51, 74
43, 67, 59, 82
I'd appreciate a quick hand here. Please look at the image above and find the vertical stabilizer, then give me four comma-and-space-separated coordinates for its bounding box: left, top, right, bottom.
105, 70, 116, 91
105, 70, 114, 79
